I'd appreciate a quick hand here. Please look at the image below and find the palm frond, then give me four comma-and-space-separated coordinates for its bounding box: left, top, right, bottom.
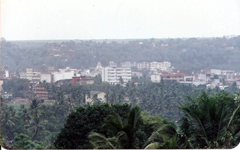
88, 131, 116, 149
144, 142, 164, 149
102, 113, 123, 135
181, 106, 208, 139
143, 129, 165, 148
227, 104, 240, 131
128, 106, 141, 128
156, 124, 177, 137
116, 131, 129, 148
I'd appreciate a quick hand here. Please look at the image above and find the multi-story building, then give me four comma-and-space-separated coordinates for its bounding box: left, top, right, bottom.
20, 68, 41, 83
161, 73, 192, 82
151, 73, 193, 83
136, 62, 150, 70
102, 67, 131, 85
34, 84, 49, 100
150, 61, 171, 71
26, 68, 34, 81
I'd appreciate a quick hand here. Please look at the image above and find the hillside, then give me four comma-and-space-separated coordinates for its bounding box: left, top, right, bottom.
1, 36, 240, 72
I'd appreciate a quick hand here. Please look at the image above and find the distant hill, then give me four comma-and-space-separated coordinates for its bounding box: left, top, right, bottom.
1, 36, 240, 72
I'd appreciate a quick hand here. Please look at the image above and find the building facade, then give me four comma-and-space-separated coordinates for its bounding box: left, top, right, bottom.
150, 61, 171, 71
34, 84, 49, 100
102, 67, 131, 85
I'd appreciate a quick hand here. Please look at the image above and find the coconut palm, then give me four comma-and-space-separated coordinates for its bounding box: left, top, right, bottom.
143, 124, 189, 149
180, 92, 240, 148
28, 116, 44, 140
88, 132, 117, 149
18, 106, 31, 125
88, 106, 141, 149
1, 106, 18, 141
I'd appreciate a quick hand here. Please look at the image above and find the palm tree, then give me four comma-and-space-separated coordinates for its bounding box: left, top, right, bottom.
28, 116, 44, 141
1, 106, 18, 141
88, 106, 141, 149
180, 92, 240, 148
88, 132, 117, 149
143, 124, 189, 149
18, 107, 31, 125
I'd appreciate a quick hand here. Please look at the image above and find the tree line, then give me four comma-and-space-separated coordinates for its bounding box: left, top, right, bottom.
2, 36, 240, 72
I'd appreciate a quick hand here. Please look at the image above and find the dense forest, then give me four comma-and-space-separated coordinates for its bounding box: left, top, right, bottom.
1, 36, 240, 72
1, 79, 240, 149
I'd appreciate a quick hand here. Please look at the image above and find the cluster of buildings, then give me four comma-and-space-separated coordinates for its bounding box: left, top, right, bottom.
150, 69, 240, 89
12, 61, 172, 86
119, 61, 172, 71
1, 60, 240, 102
101, 61, 172, 85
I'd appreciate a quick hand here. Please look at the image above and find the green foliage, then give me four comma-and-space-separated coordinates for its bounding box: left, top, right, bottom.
13, 133, 36, 149
143, 123, 189, 149
2, 37, 240, 72
35, 144, 45, 149
54, 103, 131, 149
89, 106, 142, 149
1, 96, 70, 148
88, 106, 178, 149
180, 92, 240, 148
2, 79, 30, 98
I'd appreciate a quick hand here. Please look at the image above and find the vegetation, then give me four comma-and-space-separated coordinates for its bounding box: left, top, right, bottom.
179, 92, 240, 148
2, 36, 240, 72
1, 90, 240, 149
1, 77, 240, 149
54, 103, 131, 149
2, 79, 31, 98
88, 106, 142, 149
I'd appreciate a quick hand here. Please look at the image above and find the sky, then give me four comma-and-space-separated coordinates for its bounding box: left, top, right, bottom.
1, 0, 240, 40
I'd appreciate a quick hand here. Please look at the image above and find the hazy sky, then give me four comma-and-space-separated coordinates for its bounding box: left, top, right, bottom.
1, 0, 240, 40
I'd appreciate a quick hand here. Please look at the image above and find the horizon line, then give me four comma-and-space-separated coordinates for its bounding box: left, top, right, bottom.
2, 35, 239, 42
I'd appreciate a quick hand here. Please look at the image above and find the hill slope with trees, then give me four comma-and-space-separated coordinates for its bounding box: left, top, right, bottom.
1, 36, 240, 72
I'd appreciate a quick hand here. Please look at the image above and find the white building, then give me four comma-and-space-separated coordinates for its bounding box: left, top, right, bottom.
2, 67, 10, 78
150, 61, 171, 71
85, 91, 106, 104
20, 68, 41, 83
102, 67, 131, 85
52, 71, 74, 82
151, 74, 161, 83
95, 62, 103, 71
26, 68, 34, 81
0, 80, 3, 93
109, 61, 117, 67
19, 72, 27, 79
4, 70, 10, 78
121, 61, 132, 68
210, 69, 222, 75
52, 67, 78, 82
40, 74, 52, 83
151, 73, 194, 84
